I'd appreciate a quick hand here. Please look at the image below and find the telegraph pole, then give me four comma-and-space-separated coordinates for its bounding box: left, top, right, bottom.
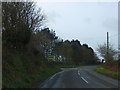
118, 29, 120, 61
107, 32, 109, 61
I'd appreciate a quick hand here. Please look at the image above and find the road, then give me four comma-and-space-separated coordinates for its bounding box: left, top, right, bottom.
38, 65, 119, 88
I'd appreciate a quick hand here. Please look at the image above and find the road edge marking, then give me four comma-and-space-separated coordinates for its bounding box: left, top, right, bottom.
50, 71, 64, 80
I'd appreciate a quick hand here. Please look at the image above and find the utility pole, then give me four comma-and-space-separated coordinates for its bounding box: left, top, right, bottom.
107, 32, 109, 61
118, 29, 120, 61
118, 1, 120, 61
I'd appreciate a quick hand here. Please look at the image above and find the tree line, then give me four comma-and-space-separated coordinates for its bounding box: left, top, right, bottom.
2, 1, 100, 88
2, 2, 98, 66
54, 40, 98, 65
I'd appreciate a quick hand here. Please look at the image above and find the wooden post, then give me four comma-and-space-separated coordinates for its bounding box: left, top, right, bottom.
107, 32, 109, 62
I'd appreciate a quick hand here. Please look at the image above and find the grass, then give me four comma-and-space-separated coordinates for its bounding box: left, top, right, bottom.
58, 64, 78, 68
95, 62, 120, 80
2, 48, 63, 88
3, 64, 62, 88
2, 46, 86, 88
3, 50, 77, 88
3, 55, 62, 88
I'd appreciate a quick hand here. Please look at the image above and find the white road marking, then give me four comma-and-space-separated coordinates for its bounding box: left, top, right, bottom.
81, 77, 88, 84
78, 70, 88, 84
50, 71, 64, 80
42, 71, 65, 88
50, 74, 56, 80
78, 70, 80, 76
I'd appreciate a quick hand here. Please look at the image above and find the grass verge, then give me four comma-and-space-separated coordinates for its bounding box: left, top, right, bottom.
95, 65, 120, 80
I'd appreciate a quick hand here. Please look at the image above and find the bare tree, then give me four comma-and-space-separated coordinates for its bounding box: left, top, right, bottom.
97, 43, 117, 62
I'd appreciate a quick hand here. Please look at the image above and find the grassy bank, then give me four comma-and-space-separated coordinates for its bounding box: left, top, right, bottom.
3, 47, 79, 88
2, 48, 62, 88
3, 62, 77, 88
95, 62, 120, 80
4, 65, 62, 88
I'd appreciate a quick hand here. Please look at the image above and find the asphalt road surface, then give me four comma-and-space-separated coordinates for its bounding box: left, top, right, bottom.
38, 65, 119, 88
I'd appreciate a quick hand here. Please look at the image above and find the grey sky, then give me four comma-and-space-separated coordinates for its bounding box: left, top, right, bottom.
35, 1, 118, 54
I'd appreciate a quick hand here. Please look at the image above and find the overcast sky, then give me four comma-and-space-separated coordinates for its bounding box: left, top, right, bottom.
34, 1, 118, 55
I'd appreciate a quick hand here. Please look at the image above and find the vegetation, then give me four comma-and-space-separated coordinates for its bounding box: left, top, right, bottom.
96, 61, 120, 80
2, 2, 99, 88
97, 43, 117, 63
96, 43, 119, 79
54, 40, 98, 65
2, 2, 47, 88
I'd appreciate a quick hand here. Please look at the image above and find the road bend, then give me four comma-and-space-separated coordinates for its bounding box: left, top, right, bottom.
38, 65, 119, 88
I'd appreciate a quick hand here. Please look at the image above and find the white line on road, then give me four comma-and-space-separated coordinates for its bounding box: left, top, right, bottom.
50, 74, 57, 80
42, 71, 65, 88
81, 77, 88, 84
78, 70, 80, 76
50, 71, 64, 80
78, 70, 88, 84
